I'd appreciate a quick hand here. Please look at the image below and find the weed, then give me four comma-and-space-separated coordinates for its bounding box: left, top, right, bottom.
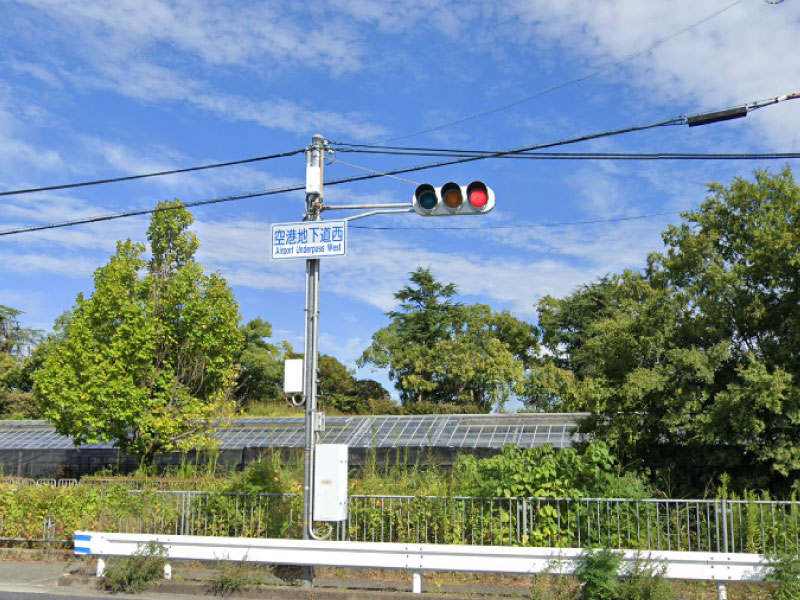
101, 542, 167, 594
529, 573, 578, 600
619, 555, 674, 600
575, 549, 622, 600
767, 553, 800, 600
209, 557, 253, 596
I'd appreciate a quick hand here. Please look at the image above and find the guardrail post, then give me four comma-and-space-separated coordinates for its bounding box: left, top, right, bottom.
412, 570, 422, 594
717, 582, 727, 600
96, 557, 106, 578
164, 564, 172, 580
719, 498, 728, 600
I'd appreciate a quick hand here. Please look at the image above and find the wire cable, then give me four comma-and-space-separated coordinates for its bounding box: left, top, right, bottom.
0, 114, 686, 237
0, 183, 305, 237
327, 157, 421, 185
373, 0, 747, 143
0, 148, 306, 197
5, 91, 799, 238
333, 149, 800, 161
350, 211, 680, 231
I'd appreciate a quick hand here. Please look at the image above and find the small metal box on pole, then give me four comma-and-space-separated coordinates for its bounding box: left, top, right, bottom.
313, 444, 348, 522
283, 359, 304, 394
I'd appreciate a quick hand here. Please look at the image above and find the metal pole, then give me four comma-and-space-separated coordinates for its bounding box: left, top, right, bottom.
718, 498, 728, 600
301, 133, 325, 588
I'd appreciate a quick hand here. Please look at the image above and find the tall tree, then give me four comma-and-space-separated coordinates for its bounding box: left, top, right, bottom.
34, 201, 244, 465
530, 169, 800, 492
317, 354, 390, 414
235, 318, 291, 408
0, 306, 41, 418
359, 268, 534, 412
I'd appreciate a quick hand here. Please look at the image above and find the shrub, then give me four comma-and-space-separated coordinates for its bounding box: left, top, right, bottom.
767, 553, 800, 600
619, 556, 674, 600
576, 549, 622, 600
209, 558, 253, 596
101, 542, 167, 594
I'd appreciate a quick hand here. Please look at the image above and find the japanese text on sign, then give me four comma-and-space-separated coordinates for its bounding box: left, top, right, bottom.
270, 221, 347, 260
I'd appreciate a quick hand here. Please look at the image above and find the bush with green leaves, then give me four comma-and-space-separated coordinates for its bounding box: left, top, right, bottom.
576, 549, 622, 600
455, 442, 634, 499
101, 542, 167, 593
209, 558, 255, 596
767, 553, 800, 600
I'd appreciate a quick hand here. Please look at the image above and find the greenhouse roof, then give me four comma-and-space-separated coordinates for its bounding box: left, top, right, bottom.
0, 413, 586, 451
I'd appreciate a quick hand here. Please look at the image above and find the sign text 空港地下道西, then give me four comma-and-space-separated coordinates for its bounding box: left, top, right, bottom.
270, 221, 347, 260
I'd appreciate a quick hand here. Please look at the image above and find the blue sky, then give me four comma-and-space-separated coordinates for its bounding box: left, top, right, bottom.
1, 0, 799, 402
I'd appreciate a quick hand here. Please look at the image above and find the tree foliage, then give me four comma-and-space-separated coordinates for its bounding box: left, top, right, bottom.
317, 354, 390, 414
359, 268, 536, 412
0, 306, 41, 418
235, 318, 291, 408
530, 168, 800, 492
34, 201, 244, 465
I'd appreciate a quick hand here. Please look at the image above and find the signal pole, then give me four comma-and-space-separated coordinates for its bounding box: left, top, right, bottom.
289, 134, 492, 589
301, 133, 325, 587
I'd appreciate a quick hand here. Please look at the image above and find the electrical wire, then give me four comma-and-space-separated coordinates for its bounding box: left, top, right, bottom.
0, 148, 306, 197
4, 92, 799, 238
350, 211, 679, 231
327, 157, 421, 185
0, 114, 686, 237
0, 183, 305, 237
333, 150, 800, 161
374, 0, 748, 143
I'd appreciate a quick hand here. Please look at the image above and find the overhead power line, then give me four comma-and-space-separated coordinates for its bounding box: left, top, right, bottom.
351, 211, 680, 231
334, 149, 800, 161
3, 93, 799, 238
0, 149, 306, 197
0, 114, 687, 237
379, 0, 747, 143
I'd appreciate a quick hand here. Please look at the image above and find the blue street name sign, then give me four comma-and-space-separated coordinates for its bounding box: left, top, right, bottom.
270, 220, 347, 260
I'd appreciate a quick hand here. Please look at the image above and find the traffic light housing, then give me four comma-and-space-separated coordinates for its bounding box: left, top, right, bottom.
413, 181, 495, 216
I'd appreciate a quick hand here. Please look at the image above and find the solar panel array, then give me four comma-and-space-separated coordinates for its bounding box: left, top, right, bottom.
0, 414, 586, 451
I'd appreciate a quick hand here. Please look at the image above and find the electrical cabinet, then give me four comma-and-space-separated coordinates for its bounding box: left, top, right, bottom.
313, 444, 348, 521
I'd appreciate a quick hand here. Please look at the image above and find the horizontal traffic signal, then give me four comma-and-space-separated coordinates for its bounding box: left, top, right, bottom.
412, 181, 495, 216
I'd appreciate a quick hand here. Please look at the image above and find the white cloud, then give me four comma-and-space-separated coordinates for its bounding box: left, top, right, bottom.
15, 0, 365, 75
0, 251, 97, 278
0, 90, 62, 179
499, 0, 800, 146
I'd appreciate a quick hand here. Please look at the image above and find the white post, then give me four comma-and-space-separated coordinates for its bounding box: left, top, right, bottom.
717, 583, 727, 600
412, 570, 422, 594
164, 564, 172, 580
96, 557, 106, 578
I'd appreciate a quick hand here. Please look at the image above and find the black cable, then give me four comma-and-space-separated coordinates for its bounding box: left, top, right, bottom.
0, 149, 306, 197
370, 0, 747, 143
350, 211, 679, 231
334, 149, 800, 161
0, 184, 305, 237
0, 115, 684, 237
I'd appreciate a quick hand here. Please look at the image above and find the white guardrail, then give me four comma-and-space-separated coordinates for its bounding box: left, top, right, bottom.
75, 530, 770, 596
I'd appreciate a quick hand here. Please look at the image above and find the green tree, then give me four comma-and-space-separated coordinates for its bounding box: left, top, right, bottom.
0, 306, 42, 418
34, 201, 244, 465
359, 268, 535, 412
235, 318, 291, 409
530, 169, 800, 492
317, 354, 390, 414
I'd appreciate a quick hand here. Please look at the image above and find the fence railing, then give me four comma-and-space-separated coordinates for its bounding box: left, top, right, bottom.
1, 488, 798, 555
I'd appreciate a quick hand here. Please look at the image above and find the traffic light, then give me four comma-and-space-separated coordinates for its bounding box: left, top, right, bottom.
412, 181, 495, 216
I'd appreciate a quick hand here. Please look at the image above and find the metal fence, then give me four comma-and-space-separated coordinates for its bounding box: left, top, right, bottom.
348, 496, 800, 554
2, 489, 799, 554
